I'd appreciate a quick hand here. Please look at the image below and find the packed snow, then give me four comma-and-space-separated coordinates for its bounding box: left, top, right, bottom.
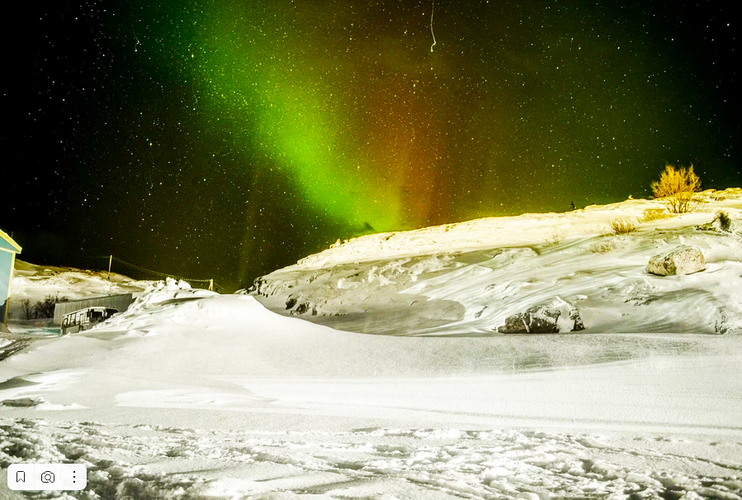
1, 190, 741, 499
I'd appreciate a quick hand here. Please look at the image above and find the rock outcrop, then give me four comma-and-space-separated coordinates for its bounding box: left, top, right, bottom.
646, 245, 705, 276
497, 297, 585, 334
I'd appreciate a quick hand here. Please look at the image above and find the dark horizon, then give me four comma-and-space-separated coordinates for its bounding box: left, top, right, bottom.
3, 0, 739, 289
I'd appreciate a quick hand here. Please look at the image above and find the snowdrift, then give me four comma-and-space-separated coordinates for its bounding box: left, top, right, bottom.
1, 279, 741, 433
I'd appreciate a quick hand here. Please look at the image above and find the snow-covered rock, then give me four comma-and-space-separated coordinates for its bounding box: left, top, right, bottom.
497, 297, 585, 333
695, 210, 741, 235
646, 245, 706, 276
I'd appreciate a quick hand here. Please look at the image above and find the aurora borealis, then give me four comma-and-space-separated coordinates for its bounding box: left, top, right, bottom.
4, 0, 739, 288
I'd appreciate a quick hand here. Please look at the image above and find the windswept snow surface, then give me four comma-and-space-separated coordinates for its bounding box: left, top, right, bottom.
1, 191, 742, 498
253, 189, 742, 336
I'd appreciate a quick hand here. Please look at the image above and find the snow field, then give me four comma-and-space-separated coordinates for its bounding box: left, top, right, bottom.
1, 191, 742, 499
0, 281, 740, 499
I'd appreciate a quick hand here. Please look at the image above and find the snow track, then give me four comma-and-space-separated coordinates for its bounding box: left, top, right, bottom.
2, 418, 741, 499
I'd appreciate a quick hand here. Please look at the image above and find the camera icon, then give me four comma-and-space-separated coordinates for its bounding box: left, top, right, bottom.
40, 471, 56, 484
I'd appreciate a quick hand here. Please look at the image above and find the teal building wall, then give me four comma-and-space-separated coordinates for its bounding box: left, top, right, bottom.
0, 230, 21, 326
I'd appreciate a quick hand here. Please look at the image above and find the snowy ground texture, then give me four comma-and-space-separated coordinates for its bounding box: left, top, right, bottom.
1, 189, 742, 499
2, 418, 742, 499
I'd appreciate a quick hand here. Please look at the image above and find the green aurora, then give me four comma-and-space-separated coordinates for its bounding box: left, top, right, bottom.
150, 0, 731, 233
6, 0, 738, 287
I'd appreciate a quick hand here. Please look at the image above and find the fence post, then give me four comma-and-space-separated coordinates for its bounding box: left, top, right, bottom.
209, 279, 214, 291
108, 255, 113, 275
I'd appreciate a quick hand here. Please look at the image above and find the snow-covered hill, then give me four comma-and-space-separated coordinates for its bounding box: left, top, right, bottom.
251, 188, 742, 336
7, 260, 150, 319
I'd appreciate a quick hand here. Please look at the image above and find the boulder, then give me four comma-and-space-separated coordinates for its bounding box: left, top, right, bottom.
497, 297, 585, 334
646, 245, 705, 276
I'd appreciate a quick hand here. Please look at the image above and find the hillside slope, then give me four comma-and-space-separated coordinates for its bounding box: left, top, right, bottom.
251, 189, 742, 335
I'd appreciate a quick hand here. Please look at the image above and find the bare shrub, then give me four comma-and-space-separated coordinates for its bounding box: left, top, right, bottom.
641, 208, 672, 223
33, 294, 69, 319
545, 229, 565, 246
609, 218, 637, 235
590, 241, 615, 253
20, 299, 33, 320
716, 211, 732, 232
651, 164, 701, 213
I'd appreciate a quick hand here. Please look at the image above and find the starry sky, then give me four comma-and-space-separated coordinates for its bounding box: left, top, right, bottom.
3, 0, 739, 289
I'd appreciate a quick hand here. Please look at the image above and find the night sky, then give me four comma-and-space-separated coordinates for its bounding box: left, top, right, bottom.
3, 0, 739, 289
